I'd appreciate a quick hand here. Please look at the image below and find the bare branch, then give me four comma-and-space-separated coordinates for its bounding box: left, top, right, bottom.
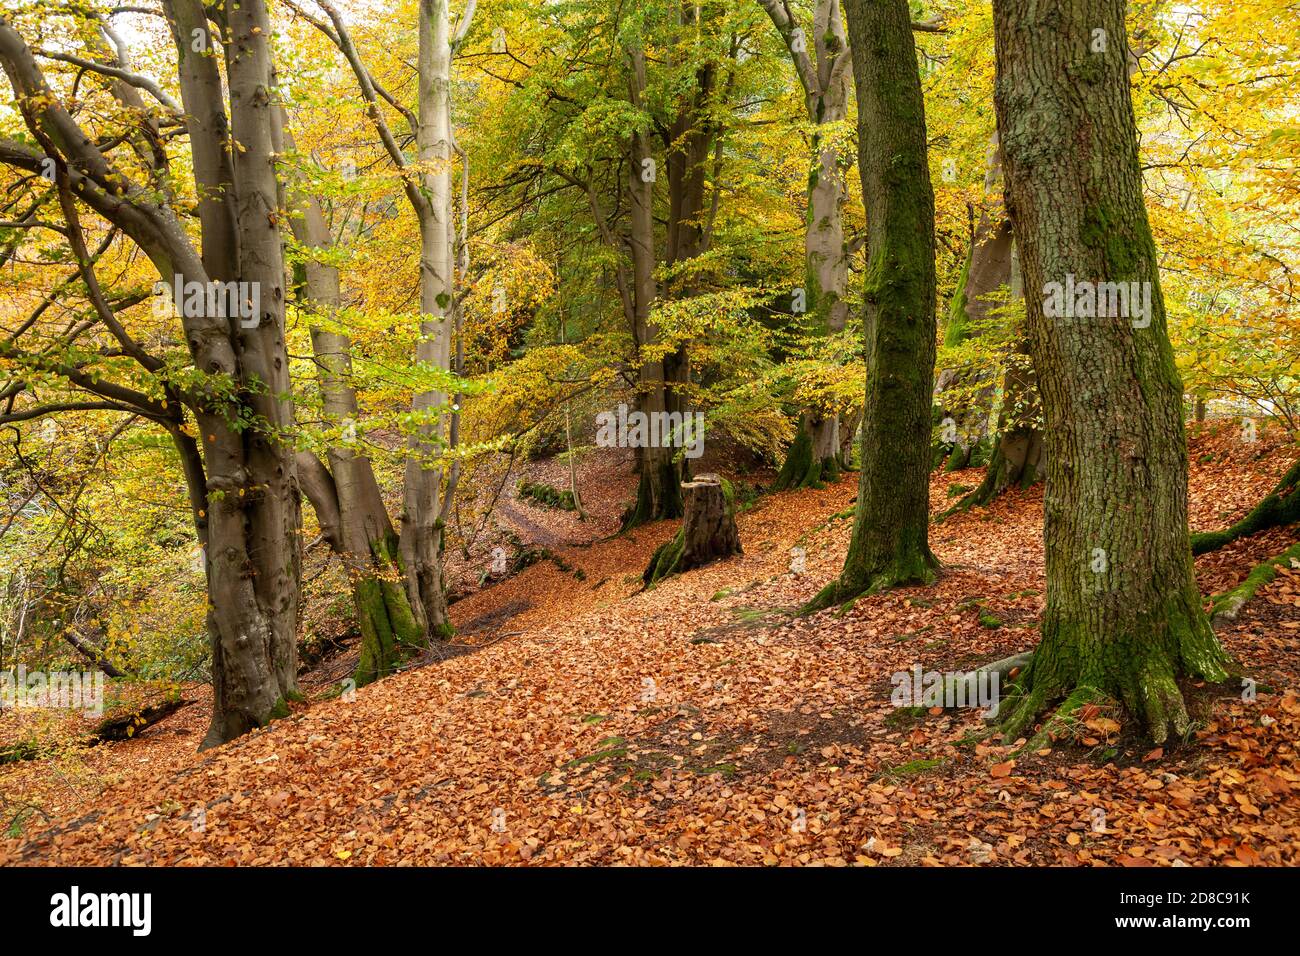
35, 47, 182, 114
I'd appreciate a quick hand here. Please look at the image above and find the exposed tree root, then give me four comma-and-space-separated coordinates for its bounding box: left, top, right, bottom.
992, 603, 1231, 748
799, 549, 938, 616
1192, 457, 1300, 555
1208, 538, 1300, 629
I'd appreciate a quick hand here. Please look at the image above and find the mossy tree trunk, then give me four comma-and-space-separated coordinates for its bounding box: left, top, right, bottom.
802, 0, 940, 613
1192, 457, 1300, 555
644, 474, 742, 586
940, 244, 1045, 517
992, 0, 1229, 744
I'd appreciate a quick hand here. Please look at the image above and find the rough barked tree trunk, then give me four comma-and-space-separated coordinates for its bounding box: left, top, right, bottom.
992, 0, 1229, 744
644, 474, 742, 586
761, 0, 853, 490
623, 10, 721, 528
802, 0, 939, 614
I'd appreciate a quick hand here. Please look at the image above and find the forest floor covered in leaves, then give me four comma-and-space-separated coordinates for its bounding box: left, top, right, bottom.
3, 422, 1299, 866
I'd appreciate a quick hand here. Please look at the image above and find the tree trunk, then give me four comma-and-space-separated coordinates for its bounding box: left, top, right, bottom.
399, 0, 460, 642
644, 474, 742, 586
940, 242, 1045, 518
992, 0, 1229, 744
802, 0, 939, 613
274, 110, 423, 686
0, 6, 302, 749
763, 0, 853, 490
937, 135, 1012, 472
306, 1, 477, 660
199, 0, 304, 747
625, 11, 719, 527
621, 55, 684, 529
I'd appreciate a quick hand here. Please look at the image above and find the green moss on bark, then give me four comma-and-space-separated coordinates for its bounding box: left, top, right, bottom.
354, 534, 428, 687
1208, 539, 1300, 626
1192, 458, 1300, 555
623, 458, 684, 531
998, 592, 1230, 746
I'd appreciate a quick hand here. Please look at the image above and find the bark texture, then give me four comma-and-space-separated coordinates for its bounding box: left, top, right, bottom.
992, 0, 1228, 744
803, 0, 939, 613
644, 474, 742, 586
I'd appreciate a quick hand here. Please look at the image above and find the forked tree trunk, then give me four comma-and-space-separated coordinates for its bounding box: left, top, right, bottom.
802, 0, 939, 613
624, 11, 719, 527
0, 5, 301, 749
992, 0, 1229, 743
644, 474, 742, 586
207, 0, 304, 744
272, 106, 425, 686
309, 0, 476, 667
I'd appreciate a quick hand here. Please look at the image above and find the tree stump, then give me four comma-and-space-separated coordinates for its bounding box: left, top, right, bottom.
643, 473, 742, 586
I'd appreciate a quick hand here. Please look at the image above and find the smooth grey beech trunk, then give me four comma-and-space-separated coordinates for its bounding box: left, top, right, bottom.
270, 107, 424, 686
311, 0, 477, 664
399, 0, 459, 640
761, 0, 853, 490
0, 2, 304, 747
